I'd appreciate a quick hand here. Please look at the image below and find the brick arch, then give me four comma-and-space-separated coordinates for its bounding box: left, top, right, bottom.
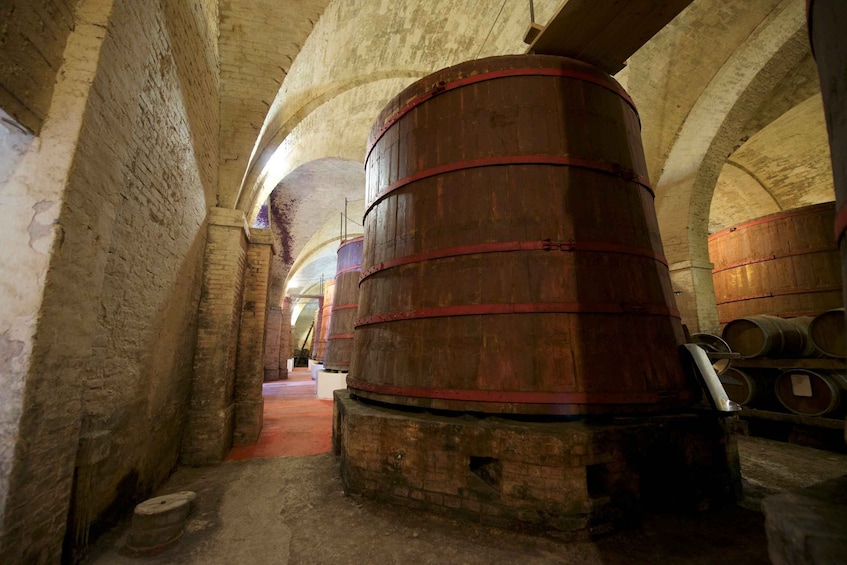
654, 1, 810, 332
236, 71, 428, 221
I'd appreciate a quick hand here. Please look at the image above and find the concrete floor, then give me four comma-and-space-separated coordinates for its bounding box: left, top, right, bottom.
83, 374, 847, 564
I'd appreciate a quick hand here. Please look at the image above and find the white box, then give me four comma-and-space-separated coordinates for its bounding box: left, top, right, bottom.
317, 370, 347, 399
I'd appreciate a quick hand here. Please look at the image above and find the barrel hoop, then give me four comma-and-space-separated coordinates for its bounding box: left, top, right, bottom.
711, 246, 839, 273
331, 303, 358, 312
366, 67, 638, 163
355, 302, 680, 328
716, 285, 842, 306
834, 201, 847, 243
347, 378, 693, 405
360, 240, 668, 284
339, 236, 365, 247
365, 154, 653, 219
708, 202, 835, 241
336, 264, 362, 276
328, 333, 355, 340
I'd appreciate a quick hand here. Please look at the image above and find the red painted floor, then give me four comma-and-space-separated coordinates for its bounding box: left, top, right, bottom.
227, 367, 334, 460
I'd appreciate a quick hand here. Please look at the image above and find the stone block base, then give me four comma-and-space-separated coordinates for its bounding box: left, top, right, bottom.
763, 475, 847, 564
318, 370, 347, 400
286, 359, 294, 372
233, 399, 264, 445
333, 390, 740, 536
310, 363, 323, 381
180, 404, 234, 466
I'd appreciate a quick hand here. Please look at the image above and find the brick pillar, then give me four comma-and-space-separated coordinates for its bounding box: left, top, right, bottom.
280, 297, 292, 379
182, 208, 249, 465
668, 259, 719, 335
264, 306, 282, 381
233, 229, 274, 445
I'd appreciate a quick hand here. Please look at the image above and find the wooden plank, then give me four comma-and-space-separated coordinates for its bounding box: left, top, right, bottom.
739, 408, 845, 430
529, 0, 694, 75
732, 358, 847, 370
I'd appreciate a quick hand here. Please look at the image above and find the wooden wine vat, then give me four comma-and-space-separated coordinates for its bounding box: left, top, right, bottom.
324, 237, 363, 372
708, 203, 841, 323
348, 55, 696, 415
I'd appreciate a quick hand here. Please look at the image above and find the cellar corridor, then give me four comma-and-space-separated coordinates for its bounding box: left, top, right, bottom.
227, 369, 333, 461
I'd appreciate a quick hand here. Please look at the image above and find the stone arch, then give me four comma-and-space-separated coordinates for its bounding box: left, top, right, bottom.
236, 70, 428, 218
654, 0, 810, 332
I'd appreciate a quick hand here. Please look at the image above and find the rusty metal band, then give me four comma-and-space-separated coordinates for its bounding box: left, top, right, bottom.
366, 67, 638, 162
711, 246, 839, 274
328, 333, 355, 340
708, 202, 835, 241
347, 379, 693, 405
355, 302, 680, 328
335, 264, 362, 276
339, 235, 365, 247
360, 240, 668, 284
331, 303, 358, 312
365, 154, 653, 219
716, 285, 842, 306
835, 201, 847, 243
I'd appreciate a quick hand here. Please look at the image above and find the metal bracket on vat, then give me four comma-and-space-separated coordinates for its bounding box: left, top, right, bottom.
680, 343, 742, 413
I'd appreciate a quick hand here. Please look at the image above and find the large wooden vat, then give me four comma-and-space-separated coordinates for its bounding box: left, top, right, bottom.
314, 279, 335, 363
348, 55, 697, 415
708, 203, 841, 323
324, 237, 363, 371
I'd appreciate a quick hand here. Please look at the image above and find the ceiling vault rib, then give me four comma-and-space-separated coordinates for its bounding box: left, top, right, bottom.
724, 158, 784, 211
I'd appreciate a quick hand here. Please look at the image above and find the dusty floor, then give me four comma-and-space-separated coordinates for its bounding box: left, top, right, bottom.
83, 370, 847, 564
83, 439, 847, 564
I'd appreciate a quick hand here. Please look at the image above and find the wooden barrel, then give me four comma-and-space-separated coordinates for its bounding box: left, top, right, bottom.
774, 369, 847, 417
690, 332, 733, 375
708, 202, 841, 323
721, 315, 815, 358
324, 237, 363, 372
719, 367, 764, 406
348, 55, 697, 415
314, 279, 335, 363
809, 308, 846, 358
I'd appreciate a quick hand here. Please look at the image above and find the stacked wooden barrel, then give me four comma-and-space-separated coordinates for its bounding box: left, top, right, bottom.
324, 237, 363, 372
718, 312, 846, 417
348, 54, 698, 415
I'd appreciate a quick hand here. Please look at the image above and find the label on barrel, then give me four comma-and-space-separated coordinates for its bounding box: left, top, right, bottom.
790, 374, 813, 397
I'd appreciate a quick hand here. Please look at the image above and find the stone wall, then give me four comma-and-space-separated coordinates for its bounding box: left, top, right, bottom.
0, 0, 80, 133
0, 0, 220, 560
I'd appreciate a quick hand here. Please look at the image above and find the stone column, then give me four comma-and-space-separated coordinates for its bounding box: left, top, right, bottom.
668, 259, 720, 335
809, 0, 847, 309
263, 306, 282, 381
280, 297, 292, 379
233, 229, 274, 445
181, 208, 249, 465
